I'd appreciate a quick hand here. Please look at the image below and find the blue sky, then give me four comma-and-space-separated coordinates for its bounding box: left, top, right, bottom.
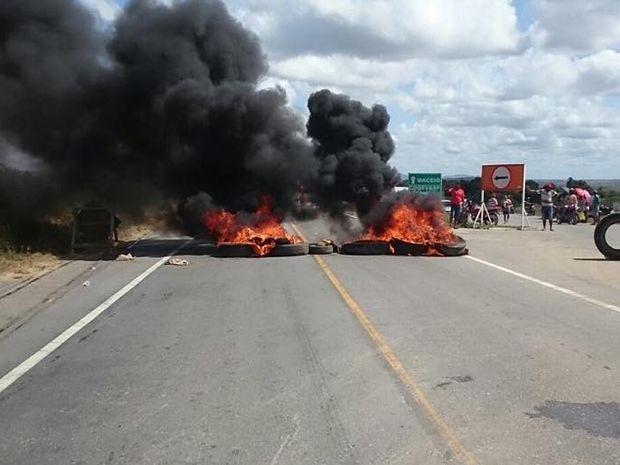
99, 0, 620, 179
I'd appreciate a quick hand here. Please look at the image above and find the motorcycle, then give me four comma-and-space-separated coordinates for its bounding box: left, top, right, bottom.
555, 205, 579, 225
468, 202, 499, 226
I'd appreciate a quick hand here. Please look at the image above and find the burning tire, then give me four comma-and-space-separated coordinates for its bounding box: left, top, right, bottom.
390, 238, 428, 256
268, 243, 310, 257
212, 243, 254, 258
309, 243, 334, 255
594, 213, 620, 260
339, 240, 391, 255
435, 236, 468, 257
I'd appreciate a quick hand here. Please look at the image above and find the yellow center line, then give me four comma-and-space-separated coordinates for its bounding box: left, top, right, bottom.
290, 223, 476, 465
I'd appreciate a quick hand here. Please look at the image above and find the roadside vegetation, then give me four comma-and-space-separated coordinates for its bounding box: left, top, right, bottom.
0, 219, 69, 280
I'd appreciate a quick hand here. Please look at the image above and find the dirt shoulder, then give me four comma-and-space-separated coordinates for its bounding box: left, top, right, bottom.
0, 222, 157, 283
0, 252, 63, 283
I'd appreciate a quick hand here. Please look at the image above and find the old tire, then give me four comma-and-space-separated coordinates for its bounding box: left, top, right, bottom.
390, 238, 428, 256
594, 213, 620, 260
268, 243, 310, 257
309, 243, 334, 255
212, 243, 254, 258
339, 240, 391, 255
435, 236, 468, 257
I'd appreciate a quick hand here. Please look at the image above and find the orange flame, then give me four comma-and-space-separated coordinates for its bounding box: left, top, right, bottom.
203, 199, 300, 256
362, 201, 455, 251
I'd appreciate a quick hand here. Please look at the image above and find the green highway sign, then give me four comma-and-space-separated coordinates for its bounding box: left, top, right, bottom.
408, 173, 442, 194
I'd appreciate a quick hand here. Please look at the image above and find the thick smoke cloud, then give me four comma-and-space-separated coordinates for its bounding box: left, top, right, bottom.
0, 0, 398, 235
307, 90, 399, 217
0, 0, 102, 175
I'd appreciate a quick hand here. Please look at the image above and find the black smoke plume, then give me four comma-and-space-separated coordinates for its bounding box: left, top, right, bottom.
0, 0, 398, 239
307, 89, 399, 218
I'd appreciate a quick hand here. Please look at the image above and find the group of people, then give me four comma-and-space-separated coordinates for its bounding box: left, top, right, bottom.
446, 184, 513, 227
486, 193, 513, 223
529, 183, 601, 231
445, 182, 602, 230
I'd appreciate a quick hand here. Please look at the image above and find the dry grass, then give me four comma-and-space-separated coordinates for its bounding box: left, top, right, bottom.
118, 224, 155, 242
0, 206, 182, 282
0, 250, 62, 281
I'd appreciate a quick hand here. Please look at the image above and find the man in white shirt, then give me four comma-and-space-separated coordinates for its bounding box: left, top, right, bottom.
535, 183, 558, 231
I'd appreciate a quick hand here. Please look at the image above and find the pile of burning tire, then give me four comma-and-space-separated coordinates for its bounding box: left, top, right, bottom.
339, 236, 468, 257
212, 236, 467, 257
212, 239, 337, 257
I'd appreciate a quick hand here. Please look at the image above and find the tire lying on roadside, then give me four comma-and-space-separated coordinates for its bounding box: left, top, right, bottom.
594, 212, 620, 260
339, 240, 391, 255
309, 243, 334, 255
212, 243, 254, 258
268, 243, 310, 257
435, 235, 468, 257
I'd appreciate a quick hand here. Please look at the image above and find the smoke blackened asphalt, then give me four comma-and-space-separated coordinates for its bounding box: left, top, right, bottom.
1, 224, 620, 465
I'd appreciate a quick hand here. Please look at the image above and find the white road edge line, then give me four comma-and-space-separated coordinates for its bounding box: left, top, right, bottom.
465, 255, 620, 314
0, 240, 191, 396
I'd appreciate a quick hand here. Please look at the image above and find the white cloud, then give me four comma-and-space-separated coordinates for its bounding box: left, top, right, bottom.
391, 94, 620, 178
271, 55, 420, 92
575, 50, 620, 95
235, 0, 521, 59
528, 0, 620, 52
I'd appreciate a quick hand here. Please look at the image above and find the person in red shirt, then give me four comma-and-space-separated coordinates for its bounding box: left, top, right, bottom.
446, 183, 465, 227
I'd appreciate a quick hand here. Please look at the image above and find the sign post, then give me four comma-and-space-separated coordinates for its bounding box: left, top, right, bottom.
479, 163, 527, 229
408, 173, 442, 194
520, 165, 527, 230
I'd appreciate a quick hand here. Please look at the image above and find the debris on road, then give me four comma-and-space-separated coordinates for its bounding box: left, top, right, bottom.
82, 280, 91, 287
116, 253, 135, 261
166, 258, 189, 266
309, 240, 336, 255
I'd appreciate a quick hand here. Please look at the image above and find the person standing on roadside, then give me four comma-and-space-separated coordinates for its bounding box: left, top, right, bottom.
446, 183, 465, 227
502, 195, 513, 223
565, 189, 579, 223
566, 189, 578, 207
591, 190, 601, 225
534, 183, 558, 231
487, 192, 499, 213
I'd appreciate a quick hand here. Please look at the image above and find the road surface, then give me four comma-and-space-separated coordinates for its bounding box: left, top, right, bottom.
0, 217, 619, 465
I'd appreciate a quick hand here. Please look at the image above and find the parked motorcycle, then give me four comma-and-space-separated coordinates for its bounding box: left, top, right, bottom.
555, 205, 579, 225
468, 203, 499, 226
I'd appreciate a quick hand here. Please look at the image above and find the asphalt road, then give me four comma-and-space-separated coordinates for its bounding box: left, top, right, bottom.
0, 217, 619, 465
